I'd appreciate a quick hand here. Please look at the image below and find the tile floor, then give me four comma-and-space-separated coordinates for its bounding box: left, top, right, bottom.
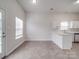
5, 41, 79, 59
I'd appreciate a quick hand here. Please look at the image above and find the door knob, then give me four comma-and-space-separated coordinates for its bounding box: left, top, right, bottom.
2, 32, 6, 38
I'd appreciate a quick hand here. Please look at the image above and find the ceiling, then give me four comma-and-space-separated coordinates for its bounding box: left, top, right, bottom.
17, 0, 79, 13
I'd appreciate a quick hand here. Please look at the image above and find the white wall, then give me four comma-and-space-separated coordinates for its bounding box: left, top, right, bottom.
49, 13, 79, 29
26, 12, 79, 42
0, 0, 26, 55
26, 13, 52, 41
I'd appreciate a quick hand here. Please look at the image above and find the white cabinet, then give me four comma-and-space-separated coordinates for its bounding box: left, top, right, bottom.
52, 30, 73, 49
63, 34, 73, 49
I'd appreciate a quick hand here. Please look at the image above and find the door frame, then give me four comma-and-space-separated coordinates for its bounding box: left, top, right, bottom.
0, 8, 6, 58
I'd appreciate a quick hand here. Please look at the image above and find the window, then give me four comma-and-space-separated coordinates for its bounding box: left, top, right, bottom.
60, 21, 69, 30
15, 17, 23, 39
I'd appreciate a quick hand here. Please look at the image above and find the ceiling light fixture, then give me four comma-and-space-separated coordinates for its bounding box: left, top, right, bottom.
74, 0, 79, 4
50, 8, 54, 11
33, 0, 37, 4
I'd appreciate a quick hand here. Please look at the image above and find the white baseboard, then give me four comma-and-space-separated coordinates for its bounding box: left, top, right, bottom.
6, 40, 24, 56
25, 39, 51, 41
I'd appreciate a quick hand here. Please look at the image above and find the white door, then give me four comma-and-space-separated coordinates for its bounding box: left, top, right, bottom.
0, 9, 6, 58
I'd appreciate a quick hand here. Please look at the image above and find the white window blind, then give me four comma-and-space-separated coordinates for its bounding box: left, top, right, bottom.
16, 17, 23, 39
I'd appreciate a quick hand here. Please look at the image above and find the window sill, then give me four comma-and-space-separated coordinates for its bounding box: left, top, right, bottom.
16, 34, 23, 40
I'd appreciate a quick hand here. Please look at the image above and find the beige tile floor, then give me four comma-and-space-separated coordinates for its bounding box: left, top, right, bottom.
5, 41, 79, 59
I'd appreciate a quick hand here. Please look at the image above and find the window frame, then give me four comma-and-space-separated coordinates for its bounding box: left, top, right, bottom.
15, 17, 23, 39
